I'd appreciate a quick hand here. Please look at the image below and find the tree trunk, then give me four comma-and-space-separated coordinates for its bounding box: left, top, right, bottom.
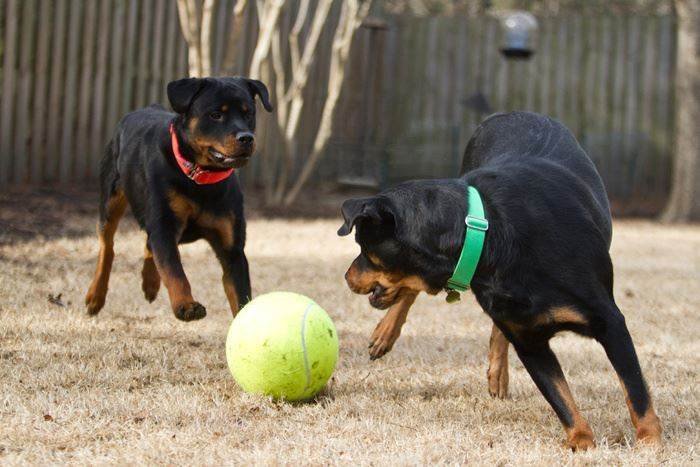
221, 0, 249, 75
200, 0, 218, 76
661, 0, 700, 222
177, 0, 204, 77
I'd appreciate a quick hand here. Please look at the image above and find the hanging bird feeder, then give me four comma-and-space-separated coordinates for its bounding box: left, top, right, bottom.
499, 11, 538, 59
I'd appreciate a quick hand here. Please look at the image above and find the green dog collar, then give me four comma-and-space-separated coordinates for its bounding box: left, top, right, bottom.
445, 186, 488, 302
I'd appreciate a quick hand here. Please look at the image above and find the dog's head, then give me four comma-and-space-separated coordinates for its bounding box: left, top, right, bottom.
337, 193, 449, 309
167, 77, 272, 169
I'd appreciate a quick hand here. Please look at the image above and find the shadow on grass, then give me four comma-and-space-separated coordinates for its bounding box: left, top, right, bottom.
0, 186, 351, 246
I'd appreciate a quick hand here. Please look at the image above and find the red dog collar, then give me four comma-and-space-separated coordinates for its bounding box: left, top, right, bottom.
169, 124, 234, 185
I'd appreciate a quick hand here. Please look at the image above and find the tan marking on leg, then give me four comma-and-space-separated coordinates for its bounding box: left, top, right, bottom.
156, 266, 205, 321
158, 269, 193, 308
533, 306, 589, 327
487, 324, 509, 399
552, 377, 596, 451
368, 292, 417, 359
141, 242, 161, 302
618, 377, 663, 445
222, 275, 239, 316
200, 213, 239, 315
502, 320, 527, 338
85, 191, 127, 315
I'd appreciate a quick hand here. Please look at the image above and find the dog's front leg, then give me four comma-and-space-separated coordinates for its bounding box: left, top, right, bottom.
208, 239, 251, 316
487, 323, 510, 398
368, 292, 417, 360
148, 221, 206, 322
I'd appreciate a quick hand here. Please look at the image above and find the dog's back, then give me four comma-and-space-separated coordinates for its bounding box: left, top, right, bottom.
462, 111, 612, 245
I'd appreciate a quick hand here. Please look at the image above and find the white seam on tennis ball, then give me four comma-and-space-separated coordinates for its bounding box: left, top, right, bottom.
300, 301, 315, 390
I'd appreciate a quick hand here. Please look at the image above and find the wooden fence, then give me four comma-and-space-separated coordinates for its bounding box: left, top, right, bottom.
361, 13, 677, 214
0, 1, 677, 213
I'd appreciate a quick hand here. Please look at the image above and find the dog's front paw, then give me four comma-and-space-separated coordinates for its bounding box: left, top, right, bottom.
636, 413, 663, 447
566, 429, 596, 451
85, 288, 106, 316
174, 301, 207, 321
368, 317, 401, 360
487, 361, 509, 399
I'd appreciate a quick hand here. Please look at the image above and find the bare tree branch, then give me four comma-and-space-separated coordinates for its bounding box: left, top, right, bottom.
289, 0, 310, 73
177, 0, 204, 76
284, 0, 372, 205
200, 0, 218, 76
284, 0, 333, 141
249, 0, 285, 79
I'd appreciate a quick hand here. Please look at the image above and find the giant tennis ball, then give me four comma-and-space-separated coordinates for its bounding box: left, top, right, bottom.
226, 292, 339, 401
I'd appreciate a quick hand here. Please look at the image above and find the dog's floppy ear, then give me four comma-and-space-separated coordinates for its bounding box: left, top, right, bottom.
167, 78, 208, 114
337, 197, 387, 236
243, 78, 273, 112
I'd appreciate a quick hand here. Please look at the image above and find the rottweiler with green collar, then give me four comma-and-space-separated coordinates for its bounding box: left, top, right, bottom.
85, 77, 272, 321
338, 111, 662, 450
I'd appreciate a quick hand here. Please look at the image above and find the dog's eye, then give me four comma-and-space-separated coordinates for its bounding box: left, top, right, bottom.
209, 111, 223, 121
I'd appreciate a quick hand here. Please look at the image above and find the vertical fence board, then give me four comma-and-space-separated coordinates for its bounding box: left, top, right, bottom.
46, 0, 68, 181
89, 0, 113, 177
0, 0, 19, 184
595, 16, 611, 175
13, 0, 37, 183
163, 0, 179, 102
105, 0, 125, 139
635, 17, 658, 192
120, 0, 140, 115
622, 16, 640, 197
538, 18, 552, 115
75, 0, 98, 179
150, 0, 167, 103
655, 15, 674, 195
30, 1, 53, 182
135, 0, 153, 106
59, 0, 83, 182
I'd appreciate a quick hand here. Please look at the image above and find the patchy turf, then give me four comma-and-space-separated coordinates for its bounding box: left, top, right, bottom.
0, 195, 698, 464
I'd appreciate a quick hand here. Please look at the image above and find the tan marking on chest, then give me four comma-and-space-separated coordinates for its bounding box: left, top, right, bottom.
168, 191, 198, 223
199, 212, 235, 249
167, 191, 235, 248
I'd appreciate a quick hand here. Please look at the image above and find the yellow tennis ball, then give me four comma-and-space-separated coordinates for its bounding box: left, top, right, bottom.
226, 292, 339, 401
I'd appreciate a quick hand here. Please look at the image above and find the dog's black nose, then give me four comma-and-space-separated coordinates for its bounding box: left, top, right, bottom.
236, 132, 254, 145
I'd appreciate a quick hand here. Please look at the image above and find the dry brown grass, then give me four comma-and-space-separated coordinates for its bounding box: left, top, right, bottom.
1, 194, 698, 465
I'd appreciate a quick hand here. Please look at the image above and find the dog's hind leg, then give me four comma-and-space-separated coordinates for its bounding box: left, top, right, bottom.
141, 240, 161, 302
595, 305, 662, 445
85, 187, 127, 315
513, 342, 595, 451
487, 323, 510, 398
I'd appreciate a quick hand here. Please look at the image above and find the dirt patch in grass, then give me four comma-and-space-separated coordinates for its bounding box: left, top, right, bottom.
0, 192, 698, 464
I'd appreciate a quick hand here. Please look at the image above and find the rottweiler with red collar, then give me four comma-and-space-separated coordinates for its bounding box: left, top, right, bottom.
338, 112, 662, 450
85, 77, 272, 321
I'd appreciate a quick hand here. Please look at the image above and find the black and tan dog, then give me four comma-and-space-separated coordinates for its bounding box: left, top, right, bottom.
85, 77, 272, 321
338, 111, 662, 450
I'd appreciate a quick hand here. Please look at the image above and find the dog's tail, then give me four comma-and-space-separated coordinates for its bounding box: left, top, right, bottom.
98, 138, 120, 223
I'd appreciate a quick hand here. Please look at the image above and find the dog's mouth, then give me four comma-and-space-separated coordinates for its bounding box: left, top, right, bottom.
207, 147, 251, 168
368, 284, 394, 310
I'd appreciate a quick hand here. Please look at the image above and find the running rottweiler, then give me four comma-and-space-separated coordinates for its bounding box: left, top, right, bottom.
85, 77, 272, 321
338, 112, 662, 450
